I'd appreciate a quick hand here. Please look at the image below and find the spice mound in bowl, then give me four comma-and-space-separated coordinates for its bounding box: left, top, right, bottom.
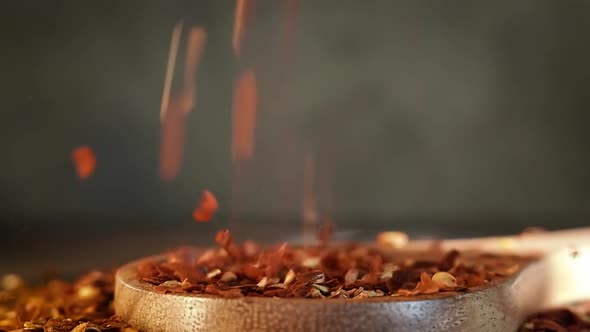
1, 269, 588, 332
136, 230, 532, 299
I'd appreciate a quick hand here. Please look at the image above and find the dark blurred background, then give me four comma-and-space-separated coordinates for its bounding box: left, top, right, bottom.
0, 0, 589, 279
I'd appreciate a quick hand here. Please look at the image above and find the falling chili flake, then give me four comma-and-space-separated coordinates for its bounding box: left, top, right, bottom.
232, 0, 251, 58
159, 107, 188, 181
180, 26, 207, 114
160, 20, 183, 122
71, 145, 96, 180
231, 68, 258, 162
192, 190, 219, 222
159, 26, 208, 181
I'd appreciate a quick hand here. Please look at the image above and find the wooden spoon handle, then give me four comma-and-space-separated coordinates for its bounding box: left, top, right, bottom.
439, 227, 590, 254
515, 244, 590, 313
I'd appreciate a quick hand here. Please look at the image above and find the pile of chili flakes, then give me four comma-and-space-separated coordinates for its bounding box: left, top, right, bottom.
137, 230, 531, 299
0, 274, 588, 332
519, 305, 590, 332
1, 229, 588, 332
0, 271, 136, 332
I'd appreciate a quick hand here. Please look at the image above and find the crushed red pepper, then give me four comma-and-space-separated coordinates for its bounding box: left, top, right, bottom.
0, 234, 588, 331
0, 271, 135, 332
136, 229, 534, 299
0, 271, 587, 332
519, 306, 590, 332
192, 190, 219, 222
231, 68, 258, 163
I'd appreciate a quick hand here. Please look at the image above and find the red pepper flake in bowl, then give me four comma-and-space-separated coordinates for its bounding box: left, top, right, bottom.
0, 234, 586, 332
1, 269, 588, 332
0, 270, 136, 332
136, 229, 533, 299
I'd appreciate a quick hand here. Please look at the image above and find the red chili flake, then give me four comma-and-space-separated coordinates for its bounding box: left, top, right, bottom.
231, 68, 258, 162
136, 230, 534, 303
159, 26, 206, 182
215, 229, 233, 249
319, 250, 344, 277
193, 190, 219, 222
354, 272, 379, 289
297, 271, 325, 285
161, 262, 201, 284
166, 246, 198, 265
264, 243, 288, 278
439, 249, 460, 271
291, 283, 312, 297
205, 284, 243, 298
536, 309, 580, 327
385, 269, 421, 293
242, 240, 261, 258
71, 145, 96, 180
136, 261, 159, 279
242, 263, 262, 281
263, 288, 290, 297
527, 319, 569, 332
44, 318, 79, 332
153, 285, 169, 294
211, 230, 242, 260
397, 272, 441, 296
463, 274, 487, 288
232, 0, 253, 59
159, 105, 188, 182
344, 268, 360, 285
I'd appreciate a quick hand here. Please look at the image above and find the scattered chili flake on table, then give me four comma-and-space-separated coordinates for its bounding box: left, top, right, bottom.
136, 229, 534, 299
519, 306, 590, 332
0, 271, 136, 332
192, 190, 219, 222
